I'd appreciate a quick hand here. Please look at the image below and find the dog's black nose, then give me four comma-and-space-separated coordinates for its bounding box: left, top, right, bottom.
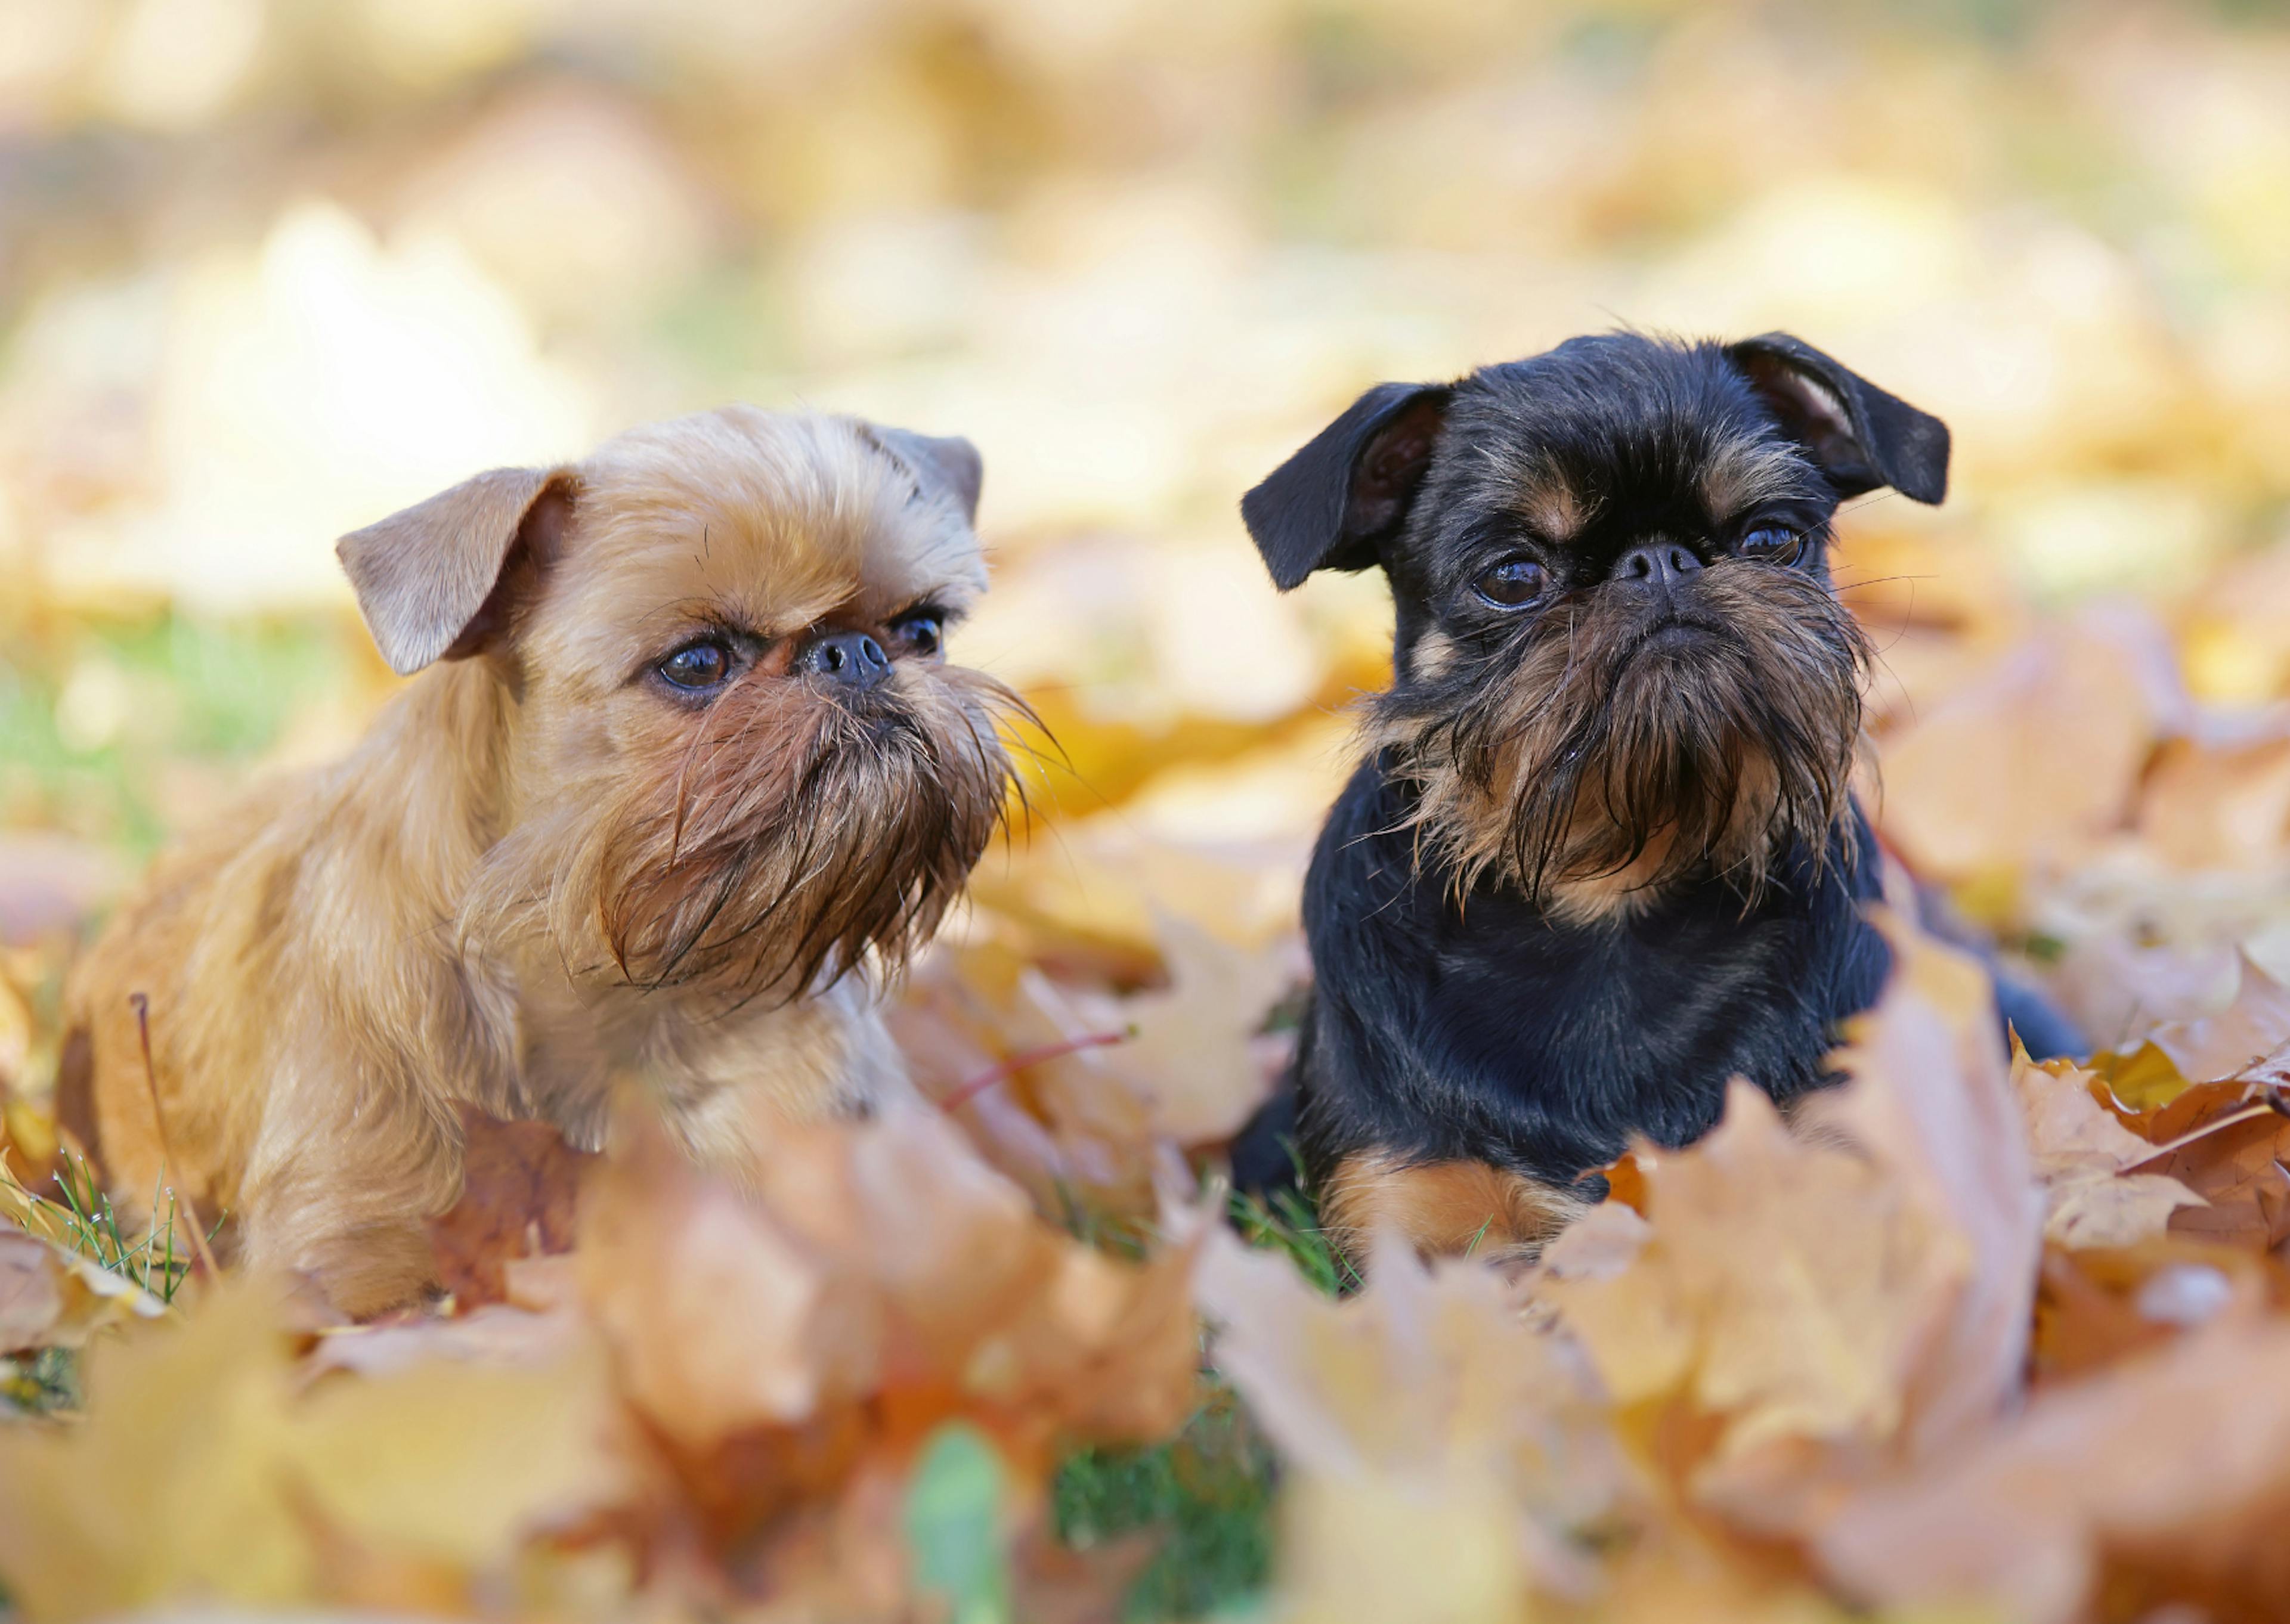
802, 630, 892, 688
1613, 541, 1703, 592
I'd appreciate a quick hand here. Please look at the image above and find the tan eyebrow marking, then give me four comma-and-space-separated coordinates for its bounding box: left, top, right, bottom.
1511, 467, 1593, 541
1700, 433, 1805, 517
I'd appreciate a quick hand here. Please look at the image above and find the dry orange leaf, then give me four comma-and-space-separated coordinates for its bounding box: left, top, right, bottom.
578, 1096, 1202, 1484
426, 1104, 596, 1310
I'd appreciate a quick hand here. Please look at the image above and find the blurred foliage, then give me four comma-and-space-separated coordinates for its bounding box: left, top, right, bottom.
7, 0, 2290, 881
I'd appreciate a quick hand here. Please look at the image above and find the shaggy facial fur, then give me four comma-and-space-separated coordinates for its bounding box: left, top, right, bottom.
1386, 557, 1871, 908
1231, 331, 2025, 1269
58, 407, 1016, 1316
1363, 337, 1881, 913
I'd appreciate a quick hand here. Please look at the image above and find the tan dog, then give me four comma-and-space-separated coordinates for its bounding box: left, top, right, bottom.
57, 407, 1017, 1316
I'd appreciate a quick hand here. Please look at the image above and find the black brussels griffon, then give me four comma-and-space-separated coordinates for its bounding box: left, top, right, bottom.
1232, 331, 2078, 1265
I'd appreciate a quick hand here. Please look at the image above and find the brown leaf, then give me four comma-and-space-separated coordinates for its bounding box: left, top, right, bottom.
575, 1095, 1203, 1546
2031, 1239, 2280, 1384
1820, 1321, 2290, 1624
426, 1105, 596, 1310
2148, 1106, 2290, 1251
2010, 1045, 2204, 1248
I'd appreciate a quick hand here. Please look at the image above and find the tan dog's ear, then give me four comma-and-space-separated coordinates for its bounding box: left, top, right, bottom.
336, 466, 574, 675
864, 424, 983, 526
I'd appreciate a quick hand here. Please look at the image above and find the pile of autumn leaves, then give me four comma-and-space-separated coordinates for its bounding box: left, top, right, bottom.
6, 903, 2290, 1623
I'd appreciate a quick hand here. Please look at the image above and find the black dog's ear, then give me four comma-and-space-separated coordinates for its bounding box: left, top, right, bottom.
1725, 333, 1949, 505
1242, 383, 1452, 590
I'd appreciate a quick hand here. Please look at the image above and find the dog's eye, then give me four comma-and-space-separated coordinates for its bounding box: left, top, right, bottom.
890, 611, 943, 659
1736, 526, 1803, 564
1473, 559, 1548, 609
658, 640, 732, 690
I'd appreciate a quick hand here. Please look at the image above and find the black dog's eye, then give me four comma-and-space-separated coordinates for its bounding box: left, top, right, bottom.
1473, 559, 1548, 609
658, 639, 732, 690
1736, 526, 1803, 564
890, 610, 943, 659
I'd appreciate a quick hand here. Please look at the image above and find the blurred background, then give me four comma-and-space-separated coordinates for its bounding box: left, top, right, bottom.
10, 0, 2290, 1099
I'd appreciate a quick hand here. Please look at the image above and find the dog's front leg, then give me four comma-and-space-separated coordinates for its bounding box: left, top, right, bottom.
1317, 1150, 1593, 1272
233, 1059, 463, 1319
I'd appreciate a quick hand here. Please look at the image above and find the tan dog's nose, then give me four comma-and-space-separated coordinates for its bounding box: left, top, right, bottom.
802, 630, 892, 689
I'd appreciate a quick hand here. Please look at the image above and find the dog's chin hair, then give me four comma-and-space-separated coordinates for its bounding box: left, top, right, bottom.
464, 665, 1020, 1014
1381, 562, 1870, 907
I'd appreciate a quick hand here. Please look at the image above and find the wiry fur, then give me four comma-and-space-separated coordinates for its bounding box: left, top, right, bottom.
59, 406, 1015, 1316
1383, 559, 1871, 906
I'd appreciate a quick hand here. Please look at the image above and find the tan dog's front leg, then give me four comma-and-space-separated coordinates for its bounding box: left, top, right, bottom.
233, 1069, 460, 1319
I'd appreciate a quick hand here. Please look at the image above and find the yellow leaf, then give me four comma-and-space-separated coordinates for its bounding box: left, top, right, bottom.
0, 1278, 310, 1622
290, 1331, 623, 1565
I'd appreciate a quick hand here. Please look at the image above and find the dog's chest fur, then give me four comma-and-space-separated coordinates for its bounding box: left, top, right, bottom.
1296, 758, 1890, 1183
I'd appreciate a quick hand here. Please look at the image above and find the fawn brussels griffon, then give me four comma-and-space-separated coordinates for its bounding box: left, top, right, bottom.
1234, 331, 2077, 1265
58, 407, 1018, 1315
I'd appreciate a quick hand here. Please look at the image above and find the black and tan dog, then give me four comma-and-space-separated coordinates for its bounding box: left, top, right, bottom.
1233, 331, 2076, 1265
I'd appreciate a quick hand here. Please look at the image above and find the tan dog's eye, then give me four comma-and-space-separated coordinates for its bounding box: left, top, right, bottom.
1473, 559, 1548, 608
658, 639, 732, 690
890, 611, 943, 659
1735, 526, 1803, 564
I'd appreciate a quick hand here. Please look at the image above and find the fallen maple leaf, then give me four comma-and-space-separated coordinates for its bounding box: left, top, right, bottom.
1533, 915, 2045, 1561
2009, 1044, 2204, 1249
426, 1104, 596, 1310
573, 1092, 1203, 1586
1820, 1319, 2290, 1624
1805, 912, 2045, 1461
0, 1274, 621, 1622
1199, 1227, 1630, 1619
1097, 907, 1289, 1145
1540, 1082, 1939, 1470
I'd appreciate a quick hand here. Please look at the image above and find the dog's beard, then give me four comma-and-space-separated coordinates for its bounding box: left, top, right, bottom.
1383, 561, 1868, 904
471, 666, 1019, 1012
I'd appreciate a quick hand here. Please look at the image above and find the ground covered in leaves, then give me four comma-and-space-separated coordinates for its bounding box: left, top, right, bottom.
11, 3, 2290, 1620
14, 545, 2290, 1622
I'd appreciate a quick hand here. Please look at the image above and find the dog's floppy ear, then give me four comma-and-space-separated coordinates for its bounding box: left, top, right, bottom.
336, 466, 574, 676
1242, 382, 1452, 590
865, 424, 984, 526
1726, 333, 1949, 504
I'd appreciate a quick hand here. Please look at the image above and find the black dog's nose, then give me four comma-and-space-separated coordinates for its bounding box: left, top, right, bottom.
802, 630, 892, 688
1613, 541, 1703, 591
